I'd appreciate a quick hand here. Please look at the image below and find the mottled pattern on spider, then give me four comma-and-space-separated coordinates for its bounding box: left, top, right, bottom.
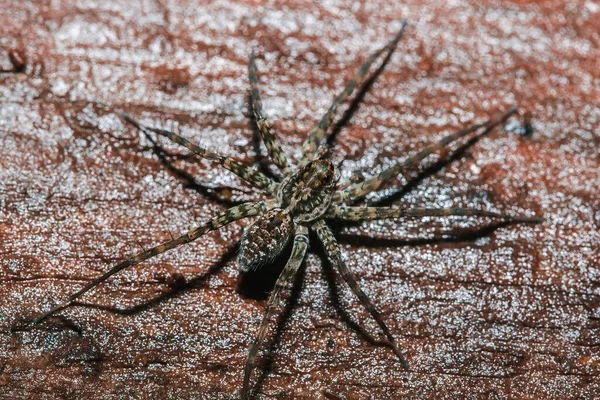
33, 20, 542, 400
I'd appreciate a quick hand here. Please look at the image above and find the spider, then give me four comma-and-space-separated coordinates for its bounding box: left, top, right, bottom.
33, 20, 542, 399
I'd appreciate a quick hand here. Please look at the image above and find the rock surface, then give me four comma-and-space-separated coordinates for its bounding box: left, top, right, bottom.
1, 0, 599, 399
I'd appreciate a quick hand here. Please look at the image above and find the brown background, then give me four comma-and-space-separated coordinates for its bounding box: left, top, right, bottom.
1, 0, 599, 399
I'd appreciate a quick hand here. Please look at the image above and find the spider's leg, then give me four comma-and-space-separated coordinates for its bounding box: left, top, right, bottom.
300, 20, 408, 164
327, 205, 543, 223
242, 225, 309, 400
335, 107, 518, 203
33, 200, 273, 324
249, 53, 291, 174
120, 113, 278, 194
313, 219, 409, 369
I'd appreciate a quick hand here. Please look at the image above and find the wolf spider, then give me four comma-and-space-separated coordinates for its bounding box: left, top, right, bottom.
33, 20, 541, 399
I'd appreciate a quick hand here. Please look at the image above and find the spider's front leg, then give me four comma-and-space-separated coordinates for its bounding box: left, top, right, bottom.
248, 53, 291, 174
313, 219, 409, 369
300, 20, 408, 164
32, 200, 274, 324
242, 225, 309, 400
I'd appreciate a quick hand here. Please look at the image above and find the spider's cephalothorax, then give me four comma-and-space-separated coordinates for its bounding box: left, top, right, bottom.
33, 20, 542, 400
278, 159, 339, 221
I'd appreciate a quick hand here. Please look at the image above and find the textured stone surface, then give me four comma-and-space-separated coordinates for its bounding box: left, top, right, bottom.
1, 0, 599, 399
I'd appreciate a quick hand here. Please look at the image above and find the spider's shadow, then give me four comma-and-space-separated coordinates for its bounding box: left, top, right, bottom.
323, 33, 401, 158
67, 244, 239, 317
19, 246, 238, 379
142, 133, 248, 208
250, 253, 307, 399
64, 100, 248, 208
368, 127, 494, 207
315, 234, 400, 349
333, 220, 518, 248
238, 239, 295, 301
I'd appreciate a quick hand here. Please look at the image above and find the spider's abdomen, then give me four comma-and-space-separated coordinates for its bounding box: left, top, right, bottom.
238, 208, 293, 272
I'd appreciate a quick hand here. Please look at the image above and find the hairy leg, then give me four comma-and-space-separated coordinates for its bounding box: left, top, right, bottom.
242, 225, 309, 400
327, 205, 542, 223
300, 20, 408, 164
121, 113, 278, 194
313, 219, 409, 369
33, 200, 274, 324
248, 53, 291, 174
335, 107, 518, 203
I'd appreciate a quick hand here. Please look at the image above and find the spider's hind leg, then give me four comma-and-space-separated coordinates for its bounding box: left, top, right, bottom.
32, 200, 272, 325
313, 219, 409, 369
242, 225, 309, 400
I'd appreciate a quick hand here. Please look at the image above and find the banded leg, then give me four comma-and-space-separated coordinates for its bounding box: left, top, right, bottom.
33, 200, 273, 324
242, 225, 309, 400
120, 113, 277, 194
327, 205, 543, 223
313, 220, 409, 369
249, 53, 291, 174
336, 107, 518, 203
300, 20, 408, 164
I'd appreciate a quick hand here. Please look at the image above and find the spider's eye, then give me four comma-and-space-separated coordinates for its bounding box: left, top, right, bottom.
303, 164, 312, 173
321, 173, 333, 185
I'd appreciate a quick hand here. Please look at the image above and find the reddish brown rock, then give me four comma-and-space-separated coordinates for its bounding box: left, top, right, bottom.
1, 1, 599, 399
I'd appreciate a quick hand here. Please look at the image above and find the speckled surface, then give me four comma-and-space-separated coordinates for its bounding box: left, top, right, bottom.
1, 1, 599, 399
